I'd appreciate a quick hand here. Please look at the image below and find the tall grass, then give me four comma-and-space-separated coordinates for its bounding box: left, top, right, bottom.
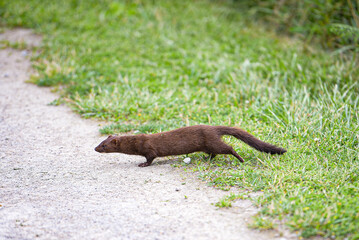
235, 0, 359, 51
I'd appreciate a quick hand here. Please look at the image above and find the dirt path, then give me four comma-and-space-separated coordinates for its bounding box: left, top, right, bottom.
0, 29, 294, 240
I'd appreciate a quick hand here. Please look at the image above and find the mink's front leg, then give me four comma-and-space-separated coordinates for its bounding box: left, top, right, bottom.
138, 152, 156, 167
138, 162, 152, 167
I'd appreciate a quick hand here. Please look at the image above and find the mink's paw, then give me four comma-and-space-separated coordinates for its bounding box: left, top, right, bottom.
138, 162, 151, 167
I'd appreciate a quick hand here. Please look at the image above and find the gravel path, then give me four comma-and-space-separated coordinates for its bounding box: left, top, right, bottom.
0, 29, 294, 240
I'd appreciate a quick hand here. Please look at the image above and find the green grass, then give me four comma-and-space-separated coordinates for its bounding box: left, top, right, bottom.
0, 39, 28, 49
1, 0, 358, 239
215, 192, 249, 208
233, 0, 359, 50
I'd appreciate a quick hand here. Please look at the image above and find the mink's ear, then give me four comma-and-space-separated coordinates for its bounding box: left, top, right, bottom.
107, 135, 113, 138
110, 138, 119, 145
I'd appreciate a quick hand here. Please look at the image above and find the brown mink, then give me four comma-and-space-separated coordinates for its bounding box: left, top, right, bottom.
94, 125, 286, 167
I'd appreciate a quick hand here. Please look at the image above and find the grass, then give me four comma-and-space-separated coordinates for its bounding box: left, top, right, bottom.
0, 38, 30, 50
215, 192, 249, 208
1, 0, 358, 239
233, 0, 359, 50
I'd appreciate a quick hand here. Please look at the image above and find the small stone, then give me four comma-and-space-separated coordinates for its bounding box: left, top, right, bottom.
183, 157, 191, 164
21, 50, 29, 56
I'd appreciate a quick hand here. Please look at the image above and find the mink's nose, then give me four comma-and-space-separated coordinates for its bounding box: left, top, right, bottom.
94, 146, 101, 152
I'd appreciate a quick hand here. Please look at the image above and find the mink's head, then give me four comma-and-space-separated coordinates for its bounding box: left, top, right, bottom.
94, 135, 119, 153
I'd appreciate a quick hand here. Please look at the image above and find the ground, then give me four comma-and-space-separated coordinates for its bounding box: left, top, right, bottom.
0, 29, 296, 240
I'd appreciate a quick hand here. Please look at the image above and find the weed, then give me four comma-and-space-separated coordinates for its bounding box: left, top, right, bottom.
215, 193, 249, 208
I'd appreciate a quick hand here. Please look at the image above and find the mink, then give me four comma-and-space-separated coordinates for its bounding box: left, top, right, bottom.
94, 125, 287, 167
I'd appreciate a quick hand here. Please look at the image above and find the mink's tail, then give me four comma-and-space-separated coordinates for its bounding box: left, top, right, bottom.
217, 126, 287, 154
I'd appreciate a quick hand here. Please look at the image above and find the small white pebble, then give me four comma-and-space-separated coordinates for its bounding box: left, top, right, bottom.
21, 50, 29, 56
314, 138, 320, 142
183, 157, 191, 164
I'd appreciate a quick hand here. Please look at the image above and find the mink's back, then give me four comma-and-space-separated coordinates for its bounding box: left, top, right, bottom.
148, 125, 218, 156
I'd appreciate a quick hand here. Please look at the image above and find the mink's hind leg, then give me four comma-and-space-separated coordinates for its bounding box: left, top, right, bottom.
212, 142, 245, 163
230, 149, 244, 163
205, 153, 217, 160
204, 153, 217, 161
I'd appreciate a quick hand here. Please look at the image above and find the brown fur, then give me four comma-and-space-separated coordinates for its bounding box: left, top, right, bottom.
94, 125, 287, 167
